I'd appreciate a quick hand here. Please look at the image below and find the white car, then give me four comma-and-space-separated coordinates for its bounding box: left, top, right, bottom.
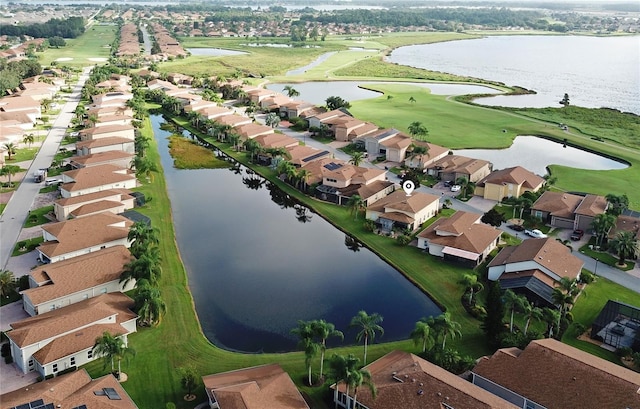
450, 185, 461, 192
45, 178, 63, 186
525, 229, 548, 239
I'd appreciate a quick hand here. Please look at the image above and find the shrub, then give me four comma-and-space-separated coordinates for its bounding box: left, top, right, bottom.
4, 354, 13, 364
580, 270, 594, 284
18, 275, 30, 291
58, 366, 76, 376
396, 235, 412, 246
45, 374, 54, 380
1, 343, 10, 357
27, 243, 38, 251
617, 346, 633, 357
17, 241, 26, 250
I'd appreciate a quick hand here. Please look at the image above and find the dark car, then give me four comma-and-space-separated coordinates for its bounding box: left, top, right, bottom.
570, 229, 584, 241
508, 224, 525, 232
443, 180, 452, 187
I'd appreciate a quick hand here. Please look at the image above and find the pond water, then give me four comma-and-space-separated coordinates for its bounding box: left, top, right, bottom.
187, 48, 247, 57
150, 114, 442, 353
455, 136, 628, 175
267, 81, 500, 105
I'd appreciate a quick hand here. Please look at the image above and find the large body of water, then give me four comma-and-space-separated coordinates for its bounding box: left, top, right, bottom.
151, 115, 441, 353
388, 35, 640, 114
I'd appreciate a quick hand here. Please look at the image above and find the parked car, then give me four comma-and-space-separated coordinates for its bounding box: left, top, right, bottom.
45, 178, 63, 186
443, 180, 452, 187
508, 224, 525, 232
525, 229, 548, 239
570, 229, 584, 241
450, 185, 461, 192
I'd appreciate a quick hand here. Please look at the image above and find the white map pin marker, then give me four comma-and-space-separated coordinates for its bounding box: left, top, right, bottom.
402, 180, 415, 196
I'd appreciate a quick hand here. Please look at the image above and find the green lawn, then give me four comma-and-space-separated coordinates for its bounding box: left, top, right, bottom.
37, 24, 116, 68
11, 236, 44, 257
6, 148, 38, 163
24, 205, 54, 228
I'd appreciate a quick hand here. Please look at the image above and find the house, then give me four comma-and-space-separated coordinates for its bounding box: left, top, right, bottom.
471, 339, 640, 409
200, 106, 233, 120
79, 124, 135, 141
475, 166, 545, 201
331, 350, 517, 409
254, 132, 299, 149
91, 92, 133, 105
609, 214, 640, 241
0, 369, 138, 408
487, 238, 583, 306
404, 142, 450, 170
147, 78, 178, 91
286, 145, 331, 167
215, 114, 253, 128
0, 95, 42, 117
183, 99, 219, 113
86, 106, 134, 118
260, 94, 291, 111
306, 159, 387, 191
75, 136, 136, 156
94, 114, 134, 127
366, 190, 440, 232
235, 122, 275, 141
6, 293, 136, 377
246, 88, 278, 104
69, 150, 135, 170
0, 111, 37, 129
202, 363, 309, 409
38, 212, 133, 263
60, 164, 137, 198
21, 246, 135, 316
417, 211, 502, 266
530, 191, 607, 231
279, 100, 316, 118
425, 155, 492, 183
336, 180, 396, 207
307, 109, 351, 130
361, 128, 413, 163
334, 119, 378, 142
54, 189, 135, 221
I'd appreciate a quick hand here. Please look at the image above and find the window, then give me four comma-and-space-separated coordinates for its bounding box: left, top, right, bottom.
101, 288, 107, 294
525, 402, 536, 409
28, 359, 34, 368
53, 363, 58, 372
70, 357, 75, 366
87, 349, 93, 359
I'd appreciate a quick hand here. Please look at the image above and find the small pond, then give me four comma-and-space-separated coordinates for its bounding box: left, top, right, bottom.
455, 136, 628, 175
187, 48, 248, 57
151, 114, 442, 353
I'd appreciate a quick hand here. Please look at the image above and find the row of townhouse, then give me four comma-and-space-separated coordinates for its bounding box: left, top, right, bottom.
4, 83, 144, 380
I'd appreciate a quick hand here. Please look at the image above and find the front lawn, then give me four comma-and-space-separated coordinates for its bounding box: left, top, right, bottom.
579, 243, 635, 272
24, 205, 54, 228
12, 237, 44, 257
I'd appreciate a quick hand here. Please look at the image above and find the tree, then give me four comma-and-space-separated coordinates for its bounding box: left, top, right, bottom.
328, 354, 359, 408
460, 273, 483, 305
311, 320, 344, 380
0, 165, 21, 187
559, 93, 570, 107
265, 112, 280, 128
605, 194, 629, 216
542, 307, 561, 338
93, 332, 135, 378
350, 310, 384, 365
514, 195, 533, 220
347, 195, 365, 221
325, 96, 351, 110
591, 213, 616, 248
134, 134, 150, 157
455, 176, 475, 199
409, 96, 416, 103
283, 85, 300, 98
127, 221, 160, 258
347, 367, 376, 409
86, 113, 99, 128
243, 138, 261, 162
133, 279, 166, 326
522, 300, 543, 335
503, 289, 527, 333
609, 230, 639, 266
0, 269, 16, 298
481, 208, 506, 227
180, 365, 200, 399
291, 320, 319, 385
22, 133, 35, 148
408, 121, 428, 140
410, 319, 434, 353
349, 151, 364, 166
432, 312, 462, 349
483, 281, 506, 346
3, 143, 17, 160
48, 36, 66, 48
120, 246, 162, 286
407, 144, 429, 168
133, 155, 159, 182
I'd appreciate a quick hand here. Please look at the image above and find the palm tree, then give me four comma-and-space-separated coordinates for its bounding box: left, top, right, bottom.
410, 319, 434, 353
284, 85, 300, 98
297, 168, 311, 192
3, 143, 17, 160
243, 138, 261, 162
605, 194, 629, 217
503, 289, 527, 333
460, 273, 483, 305
86, 113, 99, 127
93, 332, 135, 378
514, 196, 533, 220
407, 144, 429, 168
120, 246, 162, 286
590, 213, 616, 248
433, 312, 462, 349
609, 230, 639, 266
311, 320, 344, 380
22, 133, 35, 148
349, 151, 364, 166
408, 121, 428, 140
127, 221, 160, 257
328, 354, 360, 409
0, 269, 16, 298
347, 368, 376, 409
522, 300, 543, 335
133, 279, 167, 326
347, 195, 366, 221
265, 112, 280, 128
291, 320, 319, 385
228, 133, 241, 151
349, 310, 384, 365
134, 134, 150, 157
542, 307, 561, 338
0, 165, 21, 187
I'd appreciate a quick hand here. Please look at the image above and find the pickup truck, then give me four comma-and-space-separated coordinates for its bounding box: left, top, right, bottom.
525, 229, 547, 239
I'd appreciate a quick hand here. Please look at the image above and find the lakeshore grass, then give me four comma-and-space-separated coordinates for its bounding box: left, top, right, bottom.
37, 24, 116, 68
168, 135, 229, 169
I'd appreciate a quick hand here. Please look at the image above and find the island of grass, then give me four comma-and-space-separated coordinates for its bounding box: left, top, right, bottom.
168, 135, 230, 169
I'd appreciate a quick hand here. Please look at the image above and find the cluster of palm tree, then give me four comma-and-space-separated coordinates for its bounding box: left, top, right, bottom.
276, 160, 311, 192
0, 269, 17, 298
328, 354, 376, 409
454, 176, 476, 199
121, 221, 166, 327
410, 312, 461, 352
590, 196, 638, 266
408, 121, 428, 140
347, 195, 366, 221
92, 331, 136, 380
290, 319, 344, 385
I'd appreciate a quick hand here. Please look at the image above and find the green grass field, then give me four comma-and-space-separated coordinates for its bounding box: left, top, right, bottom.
37, 24, 116, 68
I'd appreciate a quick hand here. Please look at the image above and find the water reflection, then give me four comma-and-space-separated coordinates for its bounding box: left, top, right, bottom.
345, 235, 363, 252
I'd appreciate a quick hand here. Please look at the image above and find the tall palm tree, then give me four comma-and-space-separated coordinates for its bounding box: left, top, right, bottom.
297, 168, 311, 192
0, 165, 21, 187
460, 273, 483, 305
407, 144, 429, 168
3, 143, 17, 160
542, 307, 561, 338
312, 320, 344, 380
133, 279, 167, 326
347, 195, 366, 221
590, 213, 616, 248
328, 354, 359, 409
93, 332, 135, 378
410, 319, 434, 353
120, 246, 162, 286
503, 289, 526, 333
134, 134, 150, 157
407, 121, 428, 140
349, 151, 364, 166
347, 368, 376, 409
350, 310, 384, 365
284, 85, 300, 98
291, 320, 319, 385
127, 221, 160, 257
0, 269, 16, 298
265, 112, 280, 128
609, 230, 639, 266
522, 301, 543, 335
243, 138, 261, 162
433, 312, 462, 349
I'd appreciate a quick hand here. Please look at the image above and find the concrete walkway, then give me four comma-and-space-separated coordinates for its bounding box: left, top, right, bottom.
0, 67, 91, 270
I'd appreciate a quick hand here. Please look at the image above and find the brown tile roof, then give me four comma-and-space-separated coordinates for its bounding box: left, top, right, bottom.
336, 350, 517, 409
472, 339, 640, 409
610, 215, 640, 240
23, 246, 133, 305
380, 133, 413, 149
430, 211, 481, 235
69, 150, 134, 166
76, 136, 134, 150
80, 124, 135, 136
236, 122, 274, 139
418, 211, 502, 254
574, 194, 608, 217
0, 369, 138, 409
286, 145, 330, 166
7, 292, 136, 348
202, 363, 310, 409
531, 191, 583, 219
406, 142, 449, 161
488, 237, 583, 280
314, 109, 350, 121
55, 189, 133, 206
429, 155, 491, 175
254, 132, 298, 149
349, 121, 379, 137
368, 190, 440, 215
478, 166, 545, 189
70, 200, 126, 217
0, 95, 40, 110
62, 164, 136, 192
215, 114, 252, 127
38, 212, 132, 258
338, 180, 395, 202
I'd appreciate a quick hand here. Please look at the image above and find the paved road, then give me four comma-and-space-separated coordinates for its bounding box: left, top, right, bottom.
0, 67, 91, 270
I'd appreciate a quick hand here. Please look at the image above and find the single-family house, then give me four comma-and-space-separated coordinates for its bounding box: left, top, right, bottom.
0, 125, 24, 144
254, 132, 299, 149
75, 136, 136, 156
246, 88, 279, 104
260, 94, 291, 111
60, 164, 137, 198
530, 191, 607, 231
0, 111, 37, 129
21, 246, 135, 316
173, 92, 202, 106
236, 122, 275, 141
54, 189, 135, 221
91, 92, 133, 105
147, 78, 178, 92
183, 99, 219, 113
336, 180, 396, 207
417, 211, 502, 266
426, 155, 492, 183
202, 363, 310, 409
366, 190, 440, 232
471, 339, 640, 409
361, 128, 413, 163
404, 142, 450, 170
279, 100, 316, 118
0, 369, 138, 408
16, 81, 57, 101
94, 114, 134, 127
331, 350, 517, 409
475, 166, 545, 201
286, 145, 332, 167
0, 95, 42, 117
79, 124, 135, 141
307, 109, 351, 130
215, 114, 253, 128
86, 106, 134, 118
487, 237, 583, 306
200, 106, 233, 120
6, 292, 137, 377
37, 212, 133, 263
334, 119, 377, 142
315, 159, 387, 189
69, 150, 135, 170
609, 214, 640, 241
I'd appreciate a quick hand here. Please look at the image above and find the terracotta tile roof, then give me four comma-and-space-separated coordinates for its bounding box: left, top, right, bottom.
70, 200, 126, 217
368, 190, 440, 215
62, 164, 136, 192
478, 166, 545, 189
338, 180, 395, 202
472, 339, 640, 409
7, 292, 136, 348
76, 136, 134, 150
236, 122, 274, 139
610, 215, 640, 240
335, 350, 517, 409
55, 189, 133, 206
418, 211, 502, 254
69, 150, 134, 166
203, 363, 309, 409
0, 95, 40, 110
574, 194, 608, 217
531, 191, 584, 219
38, 212, 132, 258
488, 238, 583, 280
286, 145, 330, 166
430, 211, 481, 235
215, 114, 252, 127
0, 369, 138, 408
380, 133, 413, 149
429, 155, 491, 176
349, 121, 379, 137
406, 142, 449, 162
96, 114, 134, 124
80, 124, 135, 136
23, 246, 133, 306
313, 109, 350, 121
254, 133, 298, 149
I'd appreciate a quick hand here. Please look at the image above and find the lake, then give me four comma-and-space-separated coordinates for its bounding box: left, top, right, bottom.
388, 35, 640, 114
455, 135, 628, 175
150, 114, 442, 353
